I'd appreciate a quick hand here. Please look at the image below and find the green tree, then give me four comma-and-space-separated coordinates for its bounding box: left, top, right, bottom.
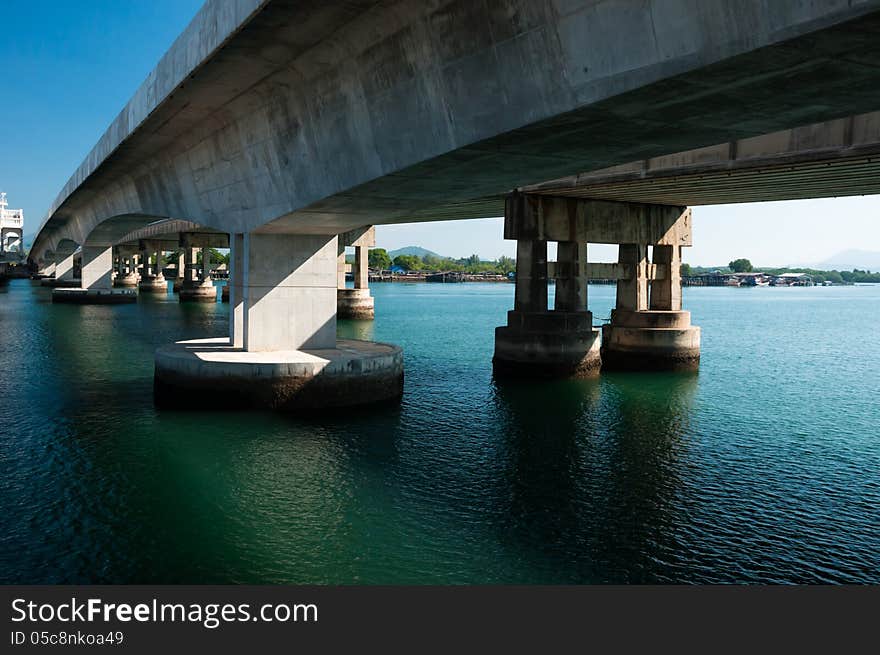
497, 255, 516, 275
195, 248, 228, 265
680, 262, 692, 277
393, 254, 423, 271
368, 248, 392, 270
728, 258, 753, 273
824, 271, 843, 284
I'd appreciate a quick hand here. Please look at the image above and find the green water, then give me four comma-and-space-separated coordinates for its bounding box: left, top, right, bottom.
0, 279, 877, 583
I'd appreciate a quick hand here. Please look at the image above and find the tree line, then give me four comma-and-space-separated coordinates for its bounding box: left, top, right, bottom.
368, 248, 516, 275
681, 258, 880, 283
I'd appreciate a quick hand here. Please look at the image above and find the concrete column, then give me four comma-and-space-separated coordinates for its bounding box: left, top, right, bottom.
52, 245, 135, 304
514, 239, 548, 313
240, 233, 337, 351
56, 251, 75, 281
201, 247, 213, 281
337, 250, 347, 289
354, 245, 368, 290
493, 202, 598, 378
185, 247, 198, 283
554, 241, 587, 312
178, 252, 185, 279
650, 245, 682, 311
336, 242, 374, 320
155, 230, 403, 412
230, 233, 245, 348
114, 251, 139, 288
178, 239, 215, 302
616, 244, 649, 311
138, 242, 166, 292
81, 245, 113, 290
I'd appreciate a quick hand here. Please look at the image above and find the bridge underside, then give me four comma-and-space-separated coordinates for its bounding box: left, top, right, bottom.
30, 1, 880, 258
521, 111, 880, 206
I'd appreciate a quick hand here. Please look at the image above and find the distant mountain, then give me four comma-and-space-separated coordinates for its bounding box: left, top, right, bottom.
388, 246, 442, 259
810, 249, 880, 271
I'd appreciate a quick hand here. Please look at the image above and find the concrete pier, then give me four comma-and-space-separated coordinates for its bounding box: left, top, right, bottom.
493, 197, 600, 378
155, 232, 403, 412
43, 248, 78, 287
494, 194, 700, 376
113, 249, 139, 287
53, 244, 136, 304
138, 241, 167, 293
601, 309, 700, 371
601, 233, 701, 371
337, 227, 375, 320
155, 337, 403, 410
178, 234, 219, 302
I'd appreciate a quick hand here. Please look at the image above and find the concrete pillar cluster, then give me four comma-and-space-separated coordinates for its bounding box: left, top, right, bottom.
493, 194, 700, 377
494, 204, 600, 377
138, 240, 168, 293
336, 226, 375, 320
113, 248, 139, 287
178, 233, 218, 302
51, 243, 137, 304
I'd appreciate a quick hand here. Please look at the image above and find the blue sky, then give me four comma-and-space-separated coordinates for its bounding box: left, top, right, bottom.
2, 1, 878, 267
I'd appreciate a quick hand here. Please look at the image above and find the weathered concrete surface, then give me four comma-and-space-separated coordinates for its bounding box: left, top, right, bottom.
494, 313, 602, 378
179, 280, 217, 303
601, 310, 701, 371
154, 337, 404, 411
114, 273, 139, 288
29, 0, 880, 267
337, 288, 374, 320
494, 212, 600, 377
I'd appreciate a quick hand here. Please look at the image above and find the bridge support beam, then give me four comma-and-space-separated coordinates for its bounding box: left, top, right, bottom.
53, 245, 136, 304
337, 227, 375, 320
154, 232, 402, 412
493, 196, 600, 378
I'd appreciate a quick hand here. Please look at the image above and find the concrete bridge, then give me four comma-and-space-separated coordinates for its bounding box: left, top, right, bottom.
28, 0, 880, 410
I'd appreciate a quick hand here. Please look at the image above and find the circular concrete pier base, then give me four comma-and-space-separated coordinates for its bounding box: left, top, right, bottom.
493, 311, 602, 378
337, 288, 374, 319
139, 276, 168, 293
52, 288, 137, 304
601, 310, 700, 371
178, 281, 217, 302
154, 337, 404, 412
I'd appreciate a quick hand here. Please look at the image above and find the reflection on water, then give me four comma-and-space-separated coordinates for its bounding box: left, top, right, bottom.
0, 279, 878, 584
491, 374, 697, 582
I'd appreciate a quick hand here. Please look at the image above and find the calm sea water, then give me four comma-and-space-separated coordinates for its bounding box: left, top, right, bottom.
0, 279, 877, 584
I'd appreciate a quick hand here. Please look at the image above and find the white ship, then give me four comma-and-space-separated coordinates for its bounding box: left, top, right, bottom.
0, 192, 25, 257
